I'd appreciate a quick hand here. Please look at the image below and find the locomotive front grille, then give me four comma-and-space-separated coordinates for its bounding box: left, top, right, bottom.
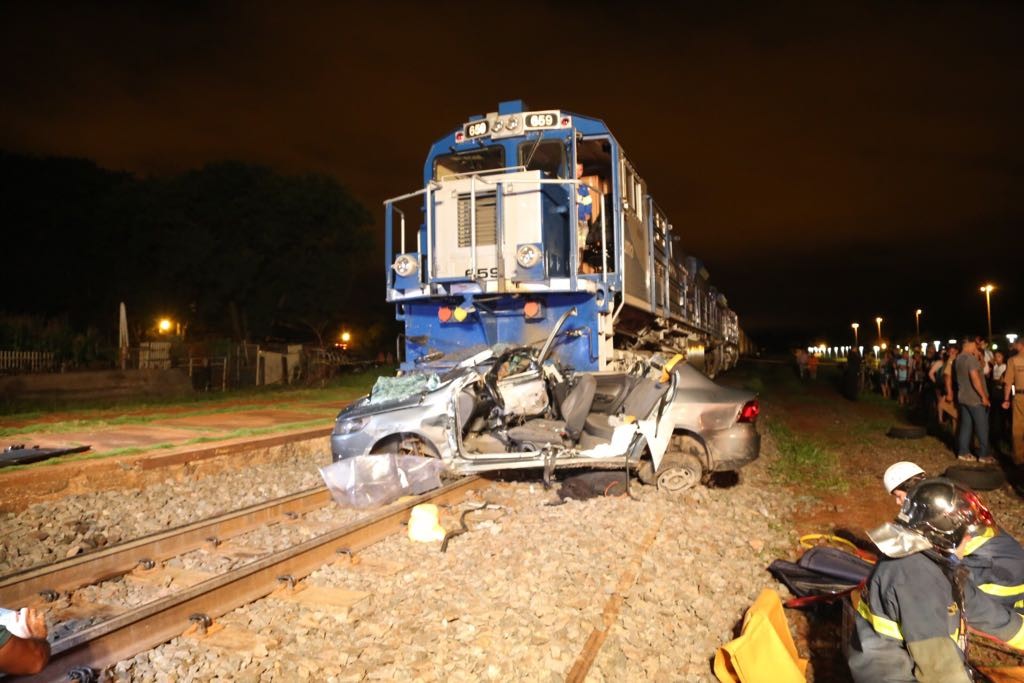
457, 192, 498, 247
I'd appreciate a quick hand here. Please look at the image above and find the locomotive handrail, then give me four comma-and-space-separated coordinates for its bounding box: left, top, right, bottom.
382, 181, 439, 206
386, 173, 610, 291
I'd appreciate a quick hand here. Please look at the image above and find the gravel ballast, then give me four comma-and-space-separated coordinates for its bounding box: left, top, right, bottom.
109, 442, 799, 682
0, 449, 333, 574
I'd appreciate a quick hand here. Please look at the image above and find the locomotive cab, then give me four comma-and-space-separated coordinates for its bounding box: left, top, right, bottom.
383, 100, 743, 375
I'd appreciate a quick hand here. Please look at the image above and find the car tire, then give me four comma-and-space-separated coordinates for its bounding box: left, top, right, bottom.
942, 465, 1006, 491
656, 452, 704, 492
887, 425, 927, 439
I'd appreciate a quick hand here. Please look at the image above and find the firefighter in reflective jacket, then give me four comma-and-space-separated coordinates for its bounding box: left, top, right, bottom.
884, 462, 1024, 613
848, 479, 1024, 683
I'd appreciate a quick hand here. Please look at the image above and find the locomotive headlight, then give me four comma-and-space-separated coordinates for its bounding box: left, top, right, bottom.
392, 254, 419, 277
506, 116, 519, 130
492, 119, 503, 132
516, 244, 542, 268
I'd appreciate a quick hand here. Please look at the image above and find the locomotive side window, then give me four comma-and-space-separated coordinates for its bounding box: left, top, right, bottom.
434, 146, 505, 180
577, 138, 615, 274
518, 140, 566, 178
622, 164, 634, 212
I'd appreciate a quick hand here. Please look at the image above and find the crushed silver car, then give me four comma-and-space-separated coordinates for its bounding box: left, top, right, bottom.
330, 310, 760, 490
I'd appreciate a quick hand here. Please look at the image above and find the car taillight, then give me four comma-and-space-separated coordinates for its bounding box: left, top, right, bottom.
739, 399, 759, 423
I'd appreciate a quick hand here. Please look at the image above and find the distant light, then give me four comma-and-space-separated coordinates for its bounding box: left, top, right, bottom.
992, 344, 998, 350
341, 331, 351, 343
949, 339, 957, 344
980, 284, 995, 293
916, 309, 922, 315
933, 341, 941, 350
880, 343, 888, 350
1008, 334, 1019, 344
158, 318, 173, 333
875, 317, 883, 324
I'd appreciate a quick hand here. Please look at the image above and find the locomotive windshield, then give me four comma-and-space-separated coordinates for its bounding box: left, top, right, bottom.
434, 146, 505, 180
517, 140, 566, 178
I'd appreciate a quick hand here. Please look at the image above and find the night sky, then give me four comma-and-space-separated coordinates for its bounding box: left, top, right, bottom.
2, 2, 1021, 349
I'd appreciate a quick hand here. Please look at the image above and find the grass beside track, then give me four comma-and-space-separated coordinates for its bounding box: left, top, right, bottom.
726, 359, 849, 493
0, 366, 392, 436
765, 419, 848, 492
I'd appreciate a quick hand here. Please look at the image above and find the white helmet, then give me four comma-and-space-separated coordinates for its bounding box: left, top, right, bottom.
883, 461, 925, 494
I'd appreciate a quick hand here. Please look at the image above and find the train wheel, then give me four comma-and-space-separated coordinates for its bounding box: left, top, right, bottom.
705, 353, 718, 379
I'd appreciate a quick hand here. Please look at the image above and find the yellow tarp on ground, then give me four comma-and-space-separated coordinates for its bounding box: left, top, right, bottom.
714, 588, 808, 683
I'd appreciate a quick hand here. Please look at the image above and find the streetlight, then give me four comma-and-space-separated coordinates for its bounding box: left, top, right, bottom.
915, 309, 922, 340
875, 317, 883, 343
851, 322, 860, 347
980, 284, 995, 342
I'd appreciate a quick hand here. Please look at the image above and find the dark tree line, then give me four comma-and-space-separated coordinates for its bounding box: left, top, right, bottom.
0, 152, 384, 350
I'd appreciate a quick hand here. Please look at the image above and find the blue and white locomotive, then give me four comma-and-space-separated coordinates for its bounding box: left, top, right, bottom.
385, 100, 742, 376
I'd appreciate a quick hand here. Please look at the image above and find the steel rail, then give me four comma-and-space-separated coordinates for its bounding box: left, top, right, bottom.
19, 476, 483, 682
0, 487, 333, 606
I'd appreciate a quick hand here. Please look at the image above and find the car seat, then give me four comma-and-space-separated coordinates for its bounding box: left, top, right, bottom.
507, 374, 597, 448
582, 377, 670, 442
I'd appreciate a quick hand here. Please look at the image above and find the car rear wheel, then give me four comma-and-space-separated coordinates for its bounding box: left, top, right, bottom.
656, 452, 704, 492
638, 436, 708, 492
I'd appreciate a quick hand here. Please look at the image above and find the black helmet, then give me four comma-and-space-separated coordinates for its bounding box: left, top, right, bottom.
896, 479, 987, 553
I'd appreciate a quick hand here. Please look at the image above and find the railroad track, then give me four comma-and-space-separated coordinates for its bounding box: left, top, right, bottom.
6, 477, 482, 682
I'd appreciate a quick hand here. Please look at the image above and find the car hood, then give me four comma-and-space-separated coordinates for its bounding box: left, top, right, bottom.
335, 369, 472, 421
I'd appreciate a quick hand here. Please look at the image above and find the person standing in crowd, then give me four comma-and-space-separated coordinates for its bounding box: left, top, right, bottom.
977, 336, 994, 378
895, 351, 911, 407
1003, 339, 1024, 467
911, 351, 925, 398
807, 352, 819, 380
847, 479, 1024, 682
880, 351, 894, 400
942, 346, 960, 435
991, 350, 1008, 454
928, 350, 947, 427
795, 348, 808, 380
955, 338, 993, 463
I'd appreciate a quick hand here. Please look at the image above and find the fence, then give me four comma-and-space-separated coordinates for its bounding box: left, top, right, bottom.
0, 350, 56, 373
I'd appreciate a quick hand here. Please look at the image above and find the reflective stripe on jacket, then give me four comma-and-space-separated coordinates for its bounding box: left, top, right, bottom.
963, 526, 1024, 611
